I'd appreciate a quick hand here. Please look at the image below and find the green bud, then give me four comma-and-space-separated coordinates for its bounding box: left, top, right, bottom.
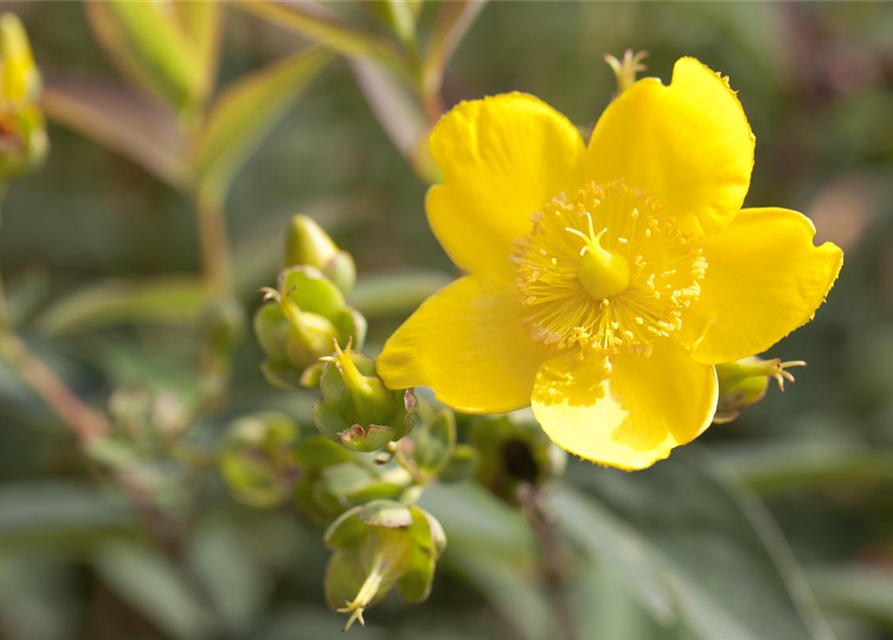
470, 416, 567, 506
394, 408, 457, 484
714, 356, 806, 423
219, 412, 299, 508
284, 214, 356, 293
438, 443, 481, 483
107, 384, 190, 442
200, 297, 246, 350
324, 500, 445, 630
314, 341, 417, 452
254, 266, 366, 387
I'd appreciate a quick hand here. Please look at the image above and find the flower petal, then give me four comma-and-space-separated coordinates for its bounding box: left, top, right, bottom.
586, 57, 754, 235
680, 207, 843, 364
428, 92, 586, 282
531, 340, 718, 470
377, 276, 552, 414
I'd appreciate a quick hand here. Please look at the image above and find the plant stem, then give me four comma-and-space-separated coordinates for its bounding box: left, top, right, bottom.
0, 183, 8, 326
0, 259, 7, 328
420, 87, 444, 127
195, 190, 232, 296
0, 332, 109, 440
520, 484, 575, 640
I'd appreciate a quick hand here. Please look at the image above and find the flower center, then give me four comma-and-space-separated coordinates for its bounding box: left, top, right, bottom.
512, 179, 707, 353
568, 219, 631, 300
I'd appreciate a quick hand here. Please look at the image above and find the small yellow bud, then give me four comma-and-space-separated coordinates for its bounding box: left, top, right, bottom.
0, 13, 40, 105
0, 14, 47, 180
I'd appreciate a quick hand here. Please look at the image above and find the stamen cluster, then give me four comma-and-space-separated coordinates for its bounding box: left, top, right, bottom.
512, 180, 707, 353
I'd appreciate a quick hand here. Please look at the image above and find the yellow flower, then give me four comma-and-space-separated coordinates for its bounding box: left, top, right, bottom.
377, 57, 843, 470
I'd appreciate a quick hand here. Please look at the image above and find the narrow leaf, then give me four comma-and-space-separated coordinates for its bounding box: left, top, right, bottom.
347, 269, 454, 319
349, 57, 438, 182
423, 0, 487, 93
94, 542, 215, 640
0, 482, 135, 551
808, 565, 893, 631
366, 1, 417, 49
235, 1, 411, 85
551, 450, 836, 640
195, 47, 331, 204
721, 441, 893, 495
174, 0, 225, 101
41, 73, 189, 189
83, 1, 203, 110
36, 276, 207, 336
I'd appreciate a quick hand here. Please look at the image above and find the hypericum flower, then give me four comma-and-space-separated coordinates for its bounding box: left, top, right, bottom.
377, 57, 843, 470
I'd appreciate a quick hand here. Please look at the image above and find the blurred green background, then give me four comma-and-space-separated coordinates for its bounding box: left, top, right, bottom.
0, 2, 892, 639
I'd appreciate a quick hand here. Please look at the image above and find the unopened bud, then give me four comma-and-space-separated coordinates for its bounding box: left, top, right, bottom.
200, 297, 246, 351
0, 14, 46, 180
254, 266, 366, 388
324, 500, 445, 630
314, 341, 416, 452
219, 412, 299, 508
714, 356, 806, 423
284, 214, 356, 293
0, 14, 40, 105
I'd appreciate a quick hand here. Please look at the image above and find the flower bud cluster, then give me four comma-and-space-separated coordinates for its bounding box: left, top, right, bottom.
254, 214, 366, 388
243, 216, 571, 629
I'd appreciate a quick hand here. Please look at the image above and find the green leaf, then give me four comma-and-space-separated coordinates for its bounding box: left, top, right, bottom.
550, 450, 836, 640
420, 481, 536, 557
347, 269, 454, 319
423, 0, 488, 94
94, 542, 215, 640
807, 565, 893, 632
41, 74, 189, 189
419, 482, 555, 638
0, 482, 136, 551
366, 1, 417, 49
569, 559, 673, 640
349, 58, 435, 182
720, 441, 893, 495
195, 47, 331, 205
36, 276, 207, 336
187, 518, 268, 631
235, 1, 411, 85
444, 547, 558, 640
84, 1, 203, 111
0, 555, 78, 640
173, 0, 225, 99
